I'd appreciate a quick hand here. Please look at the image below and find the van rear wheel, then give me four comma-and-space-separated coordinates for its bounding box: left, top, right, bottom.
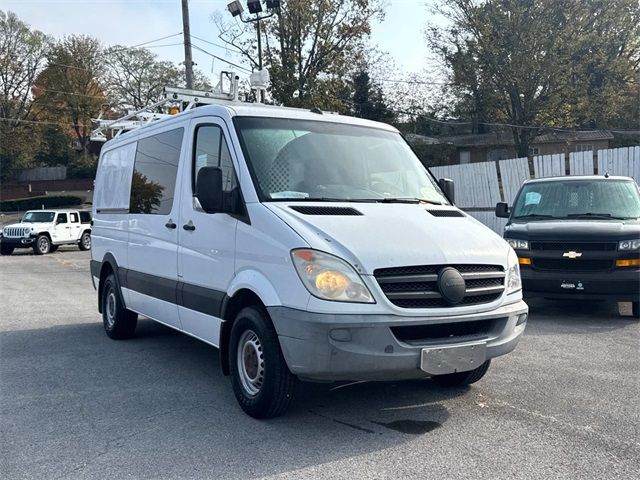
229, 306, 296, 418
431, 360, 491, 387
102, 273, 137, 339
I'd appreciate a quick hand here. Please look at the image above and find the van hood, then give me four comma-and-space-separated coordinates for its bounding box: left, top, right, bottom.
266, 203, 510, 274
505, 218, 640, 241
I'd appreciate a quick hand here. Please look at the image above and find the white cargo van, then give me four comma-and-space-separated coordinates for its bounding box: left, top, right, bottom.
91, 103, 528, 418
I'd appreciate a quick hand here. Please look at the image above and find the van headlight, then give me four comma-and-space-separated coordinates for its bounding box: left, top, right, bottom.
506, 238, 529, 250
506, 248, 522, 294
291, 249, 374, 303
619, 239, 640, 250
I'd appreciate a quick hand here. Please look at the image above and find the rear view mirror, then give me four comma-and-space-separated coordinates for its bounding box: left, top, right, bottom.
196, 166, 224, 213
495, 202, 510, 218
439, 178, 455, 204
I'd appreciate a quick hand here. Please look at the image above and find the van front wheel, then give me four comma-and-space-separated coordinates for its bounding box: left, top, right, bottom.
229, 306, 296, 419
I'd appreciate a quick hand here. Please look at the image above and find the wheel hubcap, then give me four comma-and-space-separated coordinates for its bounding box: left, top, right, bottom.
237, 330, 264, 396
39, 238, 48, 252
83, 235, 91, 248
105, 290, 116, 328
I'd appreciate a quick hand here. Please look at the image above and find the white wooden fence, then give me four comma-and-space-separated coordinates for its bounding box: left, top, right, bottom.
430, 146, 640, 234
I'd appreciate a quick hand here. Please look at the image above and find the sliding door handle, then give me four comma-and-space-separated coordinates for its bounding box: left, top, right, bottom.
183, 223, 196, 231
165, 221, 177, 229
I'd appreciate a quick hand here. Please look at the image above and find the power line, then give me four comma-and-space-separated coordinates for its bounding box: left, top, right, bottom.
190, 43, 252, 74
189, 34, 244, 55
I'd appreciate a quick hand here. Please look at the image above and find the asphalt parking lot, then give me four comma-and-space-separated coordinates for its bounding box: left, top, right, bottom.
1, 249, 638, 480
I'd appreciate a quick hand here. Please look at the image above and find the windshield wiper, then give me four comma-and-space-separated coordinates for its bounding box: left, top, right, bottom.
565, 213, 628, 220
375, 198, 443, 205
513, 214, 557, 219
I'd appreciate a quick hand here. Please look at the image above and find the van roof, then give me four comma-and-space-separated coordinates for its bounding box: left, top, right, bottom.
103, 102, 398, 148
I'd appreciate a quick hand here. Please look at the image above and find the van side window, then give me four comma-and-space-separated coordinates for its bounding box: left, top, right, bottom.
69, 212, 79, 223
130, 128, 184, 215
193, 125, 237, 193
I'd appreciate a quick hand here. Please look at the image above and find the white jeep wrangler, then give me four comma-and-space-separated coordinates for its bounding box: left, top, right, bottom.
0, 209, 92, 255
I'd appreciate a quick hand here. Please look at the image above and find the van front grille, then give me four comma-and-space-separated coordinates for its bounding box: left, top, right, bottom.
374, 264, 505, 309
530, 242, 616, 251
533, 259, 613, 271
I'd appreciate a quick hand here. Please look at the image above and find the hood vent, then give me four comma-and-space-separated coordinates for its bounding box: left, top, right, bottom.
289, 206, 363, 216
426, 209, 465, 217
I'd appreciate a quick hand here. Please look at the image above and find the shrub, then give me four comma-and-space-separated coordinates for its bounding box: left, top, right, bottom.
0, 195, 82, 212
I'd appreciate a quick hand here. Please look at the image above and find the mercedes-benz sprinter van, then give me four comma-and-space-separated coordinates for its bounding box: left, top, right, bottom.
91, 103, 528, 418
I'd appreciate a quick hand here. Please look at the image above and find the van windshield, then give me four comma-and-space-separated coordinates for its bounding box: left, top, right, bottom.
22, 211, 55, 223
233, 117, 449, 204
511, 179, 640, 220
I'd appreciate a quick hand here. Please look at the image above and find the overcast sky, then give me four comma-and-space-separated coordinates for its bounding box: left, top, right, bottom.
2, 0, 441, 84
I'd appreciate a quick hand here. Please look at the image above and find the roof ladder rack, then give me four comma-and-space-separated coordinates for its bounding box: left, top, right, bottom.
91, 71, 239, 142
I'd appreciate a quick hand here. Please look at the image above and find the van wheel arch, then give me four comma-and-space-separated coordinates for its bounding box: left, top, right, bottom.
97, 255, 120, 314
220, 289, 268, 376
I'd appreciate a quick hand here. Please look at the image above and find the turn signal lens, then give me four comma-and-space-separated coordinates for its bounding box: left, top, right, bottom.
315, 270, 349, 299
616, 259, 640, 267
518, 257, 532, 265
291, 249, 374, 303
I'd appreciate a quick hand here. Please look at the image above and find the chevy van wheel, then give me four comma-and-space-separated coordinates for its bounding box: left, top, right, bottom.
229, 306, 296, 419
79, 232, 91, 251
102, 273, 137, 339
431, 359, 491, 387
33, 235, 50, 255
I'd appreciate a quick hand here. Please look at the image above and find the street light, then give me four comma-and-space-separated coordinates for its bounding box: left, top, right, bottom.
247, 0, 262, 14
227, 1, 243, 16
226, 1, 281, 71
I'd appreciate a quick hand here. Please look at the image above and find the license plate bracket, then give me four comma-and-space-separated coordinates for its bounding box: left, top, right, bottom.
421, 343, 487, 375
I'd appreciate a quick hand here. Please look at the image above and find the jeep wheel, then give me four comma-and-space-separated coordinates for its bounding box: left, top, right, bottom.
0, 245, 14, 256
229, 306, 296, 418
102, 273, 137, 339
431, 359, 491, 387
33, 235, 51, 255
49, 245, 59, 253
78, 231, 91, 251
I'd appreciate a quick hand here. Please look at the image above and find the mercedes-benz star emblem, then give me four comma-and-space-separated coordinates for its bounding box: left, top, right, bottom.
437, 267, 466, 305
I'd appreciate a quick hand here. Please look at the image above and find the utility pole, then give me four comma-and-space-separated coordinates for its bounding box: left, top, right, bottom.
181, 0, 194, 89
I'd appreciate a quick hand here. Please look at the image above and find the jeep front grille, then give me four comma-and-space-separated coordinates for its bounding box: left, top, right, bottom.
3, 227, 29, 238
374, 264, 505, 309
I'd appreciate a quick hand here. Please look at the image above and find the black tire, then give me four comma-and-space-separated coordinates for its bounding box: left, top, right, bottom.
101, 273, 137, 339
49, 245, 59, 253
0, 245, 13, 256
229, 306, 296, 419
78, 231, 91, 251
33, 235, 51, 255
431, 359, 491, 387
633, 302, 640, 319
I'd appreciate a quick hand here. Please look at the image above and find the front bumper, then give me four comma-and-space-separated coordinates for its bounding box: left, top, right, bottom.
521, 266, 640, 301
268, 300, 528, 382
0, 236, 35, 248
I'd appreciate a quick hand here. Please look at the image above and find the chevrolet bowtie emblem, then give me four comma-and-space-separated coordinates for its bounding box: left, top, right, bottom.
563, 251, 582, 259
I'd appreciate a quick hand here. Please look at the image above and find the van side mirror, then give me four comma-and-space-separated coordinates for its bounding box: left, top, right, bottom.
495, 202, 510, 218
196, 166, 224, 213
439, 178, 455, 203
